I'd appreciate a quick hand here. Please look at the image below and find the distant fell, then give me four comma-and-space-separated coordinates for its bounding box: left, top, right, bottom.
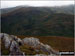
1, 5, 74, 37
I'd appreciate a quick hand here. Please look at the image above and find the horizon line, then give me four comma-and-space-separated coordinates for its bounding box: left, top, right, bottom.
1, 4, 74, 9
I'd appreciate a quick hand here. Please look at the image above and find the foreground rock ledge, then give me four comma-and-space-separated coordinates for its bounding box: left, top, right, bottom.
0, 33, 59, 56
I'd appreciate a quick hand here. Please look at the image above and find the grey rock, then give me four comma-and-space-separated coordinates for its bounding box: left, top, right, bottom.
0, 33, 24, 56
23, 37, 40, 47
1, 33, 59, 56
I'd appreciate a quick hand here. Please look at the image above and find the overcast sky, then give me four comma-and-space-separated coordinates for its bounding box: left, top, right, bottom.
1, 1, 74, 9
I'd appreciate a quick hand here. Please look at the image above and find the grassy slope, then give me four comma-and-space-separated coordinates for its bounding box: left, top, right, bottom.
18, 36, 74, 52
1, 7, 74, 37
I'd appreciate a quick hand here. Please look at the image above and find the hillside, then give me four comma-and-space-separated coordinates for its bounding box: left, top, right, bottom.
1, 6, 74, 37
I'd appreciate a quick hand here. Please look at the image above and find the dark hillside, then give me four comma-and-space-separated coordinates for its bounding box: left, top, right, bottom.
1, 6, 74, 37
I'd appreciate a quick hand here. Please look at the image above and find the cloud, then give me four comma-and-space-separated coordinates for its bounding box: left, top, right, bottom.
1, 1, 74, 8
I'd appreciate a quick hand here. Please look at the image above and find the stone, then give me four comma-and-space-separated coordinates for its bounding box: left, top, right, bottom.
1, 33, 59, 56
23, 37, 40, 47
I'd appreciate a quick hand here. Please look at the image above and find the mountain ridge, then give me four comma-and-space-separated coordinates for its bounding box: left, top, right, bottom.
1, 4, 74, 15
1, 5, 74, 37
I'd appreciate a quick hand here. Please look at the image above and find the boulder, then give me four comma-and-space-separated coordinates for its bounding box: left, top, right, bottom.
0, 33, 24, 56
23, 37, 40, 47
2, 33, 12, 49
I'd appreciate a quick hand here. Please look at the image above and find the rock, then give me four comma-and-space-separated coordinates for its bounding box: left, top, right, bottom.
10, 35, 18, 41
3, 33, 12, 49
23, 37, 59, 55
1, 33, 24, 56
35, 54, 48, 56
23, 52, 25, 56
10, 40, 19, 52
40, 43, 58, 55
0, 33, 4, 38
23, 37, 40, 47
1, 33, 59, 56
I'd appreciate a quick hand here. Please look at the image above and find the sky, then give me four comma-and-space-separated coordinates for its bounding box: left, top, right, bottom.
1, 1, 74, 9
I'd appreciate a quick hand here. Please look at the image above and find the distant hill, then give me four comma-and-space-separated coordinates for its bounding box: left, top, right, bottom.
1, 5, 74, 37
1, 5, 74, 15
1, 6, 21, 14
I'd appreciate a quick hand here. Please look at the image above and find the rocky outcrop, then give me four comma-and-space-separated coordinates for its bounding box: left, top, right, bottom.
0, 33, 24, 56
0, 33, 59, 56
23, 37, 59, 55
